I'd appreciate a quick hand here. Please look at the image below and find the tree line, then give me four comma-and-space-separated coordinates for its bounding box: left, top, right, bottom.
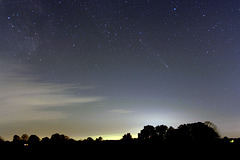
0, 121, 239, 159
0, 121, 237, 144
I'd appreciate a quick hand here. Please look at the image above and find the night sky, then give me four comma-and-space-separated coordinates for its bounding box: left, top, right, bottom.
1, 0, 240, 140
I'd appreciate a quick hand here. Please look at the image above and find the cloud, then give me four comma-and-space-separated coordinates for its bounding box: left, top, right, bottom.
0, 61, 103, 123
111, 109, 133, 114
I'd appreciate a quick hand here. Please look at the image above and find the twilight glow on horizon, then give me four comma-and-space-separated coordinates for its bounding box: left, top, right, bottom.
1, 0, 240, 140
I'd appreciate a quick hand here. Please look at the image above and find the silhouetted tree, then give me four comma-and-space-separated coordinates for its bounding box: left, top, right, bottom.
155, 125, 168, 141
121, 133, 132, 141
41, 137, 50, 144
51, 133, 69, 143
13, 135, 21, 142
190, 122, 219, 141
51, 133, 64, 143
21, 134, 29, 142
168, 122, 220, 143
28, 135, 40, 145
63, 135, 70, 140
96, 137, 103, 141
165, 126, 177, 142
177, 124, 192, 142
204, 121, 219, 135
51, 133, 60, 143
85, 137, 94, 141
138, 125, 155, 140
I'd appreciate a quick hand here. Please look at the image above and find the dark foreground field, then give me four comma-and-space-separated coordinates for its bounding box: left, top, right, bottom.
0, 139, 239, 159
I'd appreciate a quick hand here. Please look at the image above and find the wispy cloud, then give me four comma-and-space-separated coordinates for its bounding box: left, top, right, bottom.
111, 109, 133, 114
0, 61, 103, 123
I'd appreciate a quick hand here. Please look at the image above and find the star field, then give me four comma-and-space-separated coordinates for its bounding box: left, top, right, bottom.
0, 0, 240, 140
